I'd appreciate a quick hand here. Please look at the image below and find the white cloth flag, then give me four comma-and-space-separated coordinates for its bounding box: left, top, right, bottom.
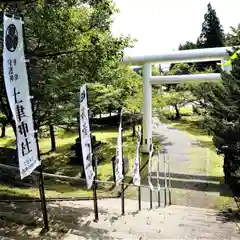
3, 14, 40, 179
133, 127, 141, 186
80, 85, 95, 189
148, 144, 153, 190
115, 110, 123, 185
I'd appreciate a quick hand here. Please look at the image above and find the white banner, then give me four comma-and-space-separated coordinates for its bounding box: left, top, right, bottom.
115, 110, 123, 185
80, 85, 94, 189
148, 144, 153, 190
133, 127, 141, 186
3, 14, 40, 179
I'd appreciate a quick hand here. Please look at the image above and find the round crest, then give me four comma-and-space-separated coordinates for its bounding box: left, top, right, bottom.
5, 24, 18, 52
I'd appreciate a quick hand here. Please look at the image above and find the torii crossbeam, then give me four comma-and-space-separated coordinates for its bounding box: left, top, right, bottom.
123, 46, 232, 153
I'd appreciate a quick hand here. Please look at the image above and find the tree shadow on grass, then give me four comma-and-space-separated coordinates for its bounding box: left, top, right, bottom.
0, 140, 80, 178
0, 129, 135, 199
150, 171, 231, 197
40, 141, 74, 156
0, 201, 114, 239
40, 141, 82, 177
151, 172, 222, 182
0, 147, 18, 165
166, 117, 207, 133
0, 161, 89, 198
0, 143, 121, 198
42, 153, 80, 177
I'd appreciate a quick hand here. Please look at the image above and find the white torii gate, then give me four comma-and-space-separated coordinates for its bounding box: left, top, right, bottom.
123, 46, 232, 153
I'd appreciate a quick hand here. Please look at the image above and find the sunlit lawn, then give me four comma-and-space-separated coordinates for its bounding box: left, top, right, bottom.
0, 125, 137, 198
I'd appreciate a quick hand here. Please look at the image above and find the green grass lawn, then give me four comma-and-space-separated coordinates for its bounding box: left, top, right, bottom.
161, 107, 193, 118
94, 128, 137, 180
0, 125, 137, 199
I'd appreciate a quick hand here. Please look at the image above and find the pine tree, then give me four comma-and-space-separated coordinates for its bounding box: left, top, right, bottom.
197, 3, 225, 71
206, 53, 240, 196
179, 41, 197, 50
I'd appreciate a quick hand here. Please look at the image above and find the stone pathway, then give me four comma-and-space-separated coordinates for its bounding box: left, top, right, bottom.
60, 199, 239, 240
1, 199, 238, 239
139, 117, 232, 209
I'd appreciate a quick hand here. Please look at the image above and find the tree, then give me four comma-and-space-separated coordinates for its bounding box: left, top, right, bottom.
88, 83, 121, 117
205, 51, 240, 195
167, 63, 191, 90
162, 63, 195, 119
136, 64, 159, 77
196, 3, 225, 71
198, 3, 225, 47
169, 42, 198, 87
225, 24, 240, 46
172, 6, 225, 110
163, 88, 194, 120
164, 4, 225, 120
124, 89, 142, 137
110, 65, 143, 137
189, 66, 216, 111
179, 41, 197, 50
0, 1, 133, 150
152, 65, 160, 76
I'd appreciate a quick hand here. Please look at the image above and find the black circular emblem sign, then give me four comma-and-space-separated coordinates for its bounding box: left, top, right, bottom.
5, 24, 18, 52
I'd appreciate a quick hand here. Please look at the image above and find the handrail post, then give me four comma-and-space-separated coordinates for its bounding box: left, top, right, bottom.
168, 158, 172, 205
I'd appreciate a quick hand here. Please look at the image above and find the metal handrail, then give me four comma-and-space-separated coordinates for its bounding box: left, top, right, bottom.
0, 163, 168, 190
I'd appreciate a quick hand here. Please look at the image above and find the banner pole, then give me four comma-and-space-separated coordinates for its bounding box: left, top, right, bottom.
157, 151, 161, 208
85, 87, 99, 221
168, 158, 172, 205
149, 188, 153, 209
29, 59, 49, 231
164, 154, 167, 207
157, 189, 160, 208
37, 162, 49, 230
20, 13, 49, 230
120, 108, 125, 216
137, 130, 141, 211
138, 186, 141, 211
121, 157, 125, 215
149, 144, 153, 209
77, 115, 81, 139
92, 152, 99, 222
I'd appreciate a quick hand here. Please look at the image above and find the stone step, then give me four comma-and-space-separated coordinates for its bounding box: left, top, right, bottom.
52, 199, 151, 215
64, 230, 143, 240
93, 212, 234, 237
66, 206, 236, 240
2, 199, 238, 239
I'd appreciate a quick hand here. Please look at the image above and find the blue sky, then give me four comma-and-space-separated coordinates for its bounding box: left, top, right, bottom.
111, 0, 240, 58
